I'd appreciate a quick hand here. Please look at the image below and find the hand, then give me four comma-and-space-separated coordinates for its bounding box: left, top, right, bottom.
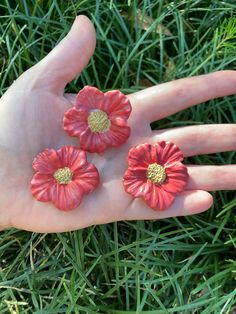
0, 16, 235, 233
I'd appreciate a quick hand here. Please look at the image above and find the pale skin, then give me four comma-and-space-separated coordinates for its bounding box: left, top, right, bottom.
0, 16, 236, 233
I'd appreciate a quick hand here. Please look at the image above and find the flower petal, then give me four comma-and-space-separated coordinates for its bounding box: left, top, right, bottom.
73, 163, 99, 194
31, 173, 55, 202
123, 168, 150, 197
103, 90, 131, 120
156, 141, 184, 165
50, 182, 83, 211
162, 163, 188, 193
143, 184, 175, 211
75, 86, 104, 111
123, 141, 187, 211
32, 148, 61, 174
80, 128, 108, 153
63, 107, 89, 137
127, 143, 156, 168
56, 146, 87, 172
102, 121, 130, 147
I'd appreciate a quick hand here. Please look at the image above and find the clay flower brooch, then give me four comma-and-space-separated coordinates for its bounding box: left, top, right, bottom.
31, 146, 99, 211
123, 141, 188, 211
63, 86, 132, 153
31, 85, 189, 213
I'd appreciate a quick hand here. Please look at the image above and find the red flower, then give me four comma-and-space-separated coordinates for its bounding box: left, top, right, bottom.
31, 146, 99, 211
63, 86, 132, 153
123, 141, 188, 211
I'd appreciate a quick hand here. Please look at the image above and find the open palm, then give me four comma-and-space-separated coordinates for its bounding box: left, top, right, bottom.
0, 16, 236, 232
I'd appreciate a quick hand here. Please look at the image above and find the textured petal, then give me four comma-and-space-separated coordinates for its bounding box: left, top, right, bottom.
73, 162, 99, 194
102, 120, 130, 147
124, 141, 187, 211
162, 163, 188, 193
56, 146, 87, 172
31, 173, 55, 202
127, 143, 156, 168
50, 182, 83, 211
155, 141, 184, 166
72, 87, 132, 152
75, 86, 104, 111
123, 168, 150, 197
80, 128, 108, 153
102, 90, 131, 120
32, 148, 61, 174
143, 184, 175, 211
63, 107, 89, 137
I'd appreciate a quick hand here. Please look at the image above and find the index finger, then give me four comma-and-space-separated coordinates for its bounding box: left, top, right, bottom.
129, 71, 236, 123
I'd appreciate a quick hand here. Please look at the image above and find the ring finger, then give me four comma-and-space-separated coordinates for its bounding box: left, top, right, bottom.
186, 165, 236, 191
152, 124, 236, 191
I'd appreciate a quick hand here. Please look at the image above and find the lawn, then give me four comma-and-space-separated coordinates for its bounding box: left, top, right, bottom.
0, 0, 236, 313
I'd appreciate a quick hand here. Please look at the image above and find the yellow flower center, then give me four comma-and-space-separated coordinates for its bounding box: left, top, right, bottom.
53, 167, 73, 184
146, 163, 166, 184
88, 110, 110, 133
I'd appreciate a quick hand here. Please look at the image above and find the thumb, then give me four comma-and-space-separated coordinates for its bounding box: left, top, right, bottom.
36, 15, 96, 93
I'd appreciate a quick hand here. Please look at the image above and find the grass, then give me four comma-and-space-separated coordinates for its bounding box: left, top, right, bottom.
0, 0, 236, 313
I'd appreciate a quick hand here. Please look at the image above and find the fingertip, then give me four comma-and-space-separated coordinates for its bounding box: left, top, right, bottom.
201, 190, 214, 206
36, 14, 97, 92
71, 15, 96, 46
68, 15, 96, 61
73, 15, 94, 27
185, 190, 213, 215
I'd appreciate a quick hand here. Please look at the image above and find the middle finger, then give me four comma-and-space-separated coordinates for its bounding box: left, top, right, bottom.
153, 124, 236, 157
